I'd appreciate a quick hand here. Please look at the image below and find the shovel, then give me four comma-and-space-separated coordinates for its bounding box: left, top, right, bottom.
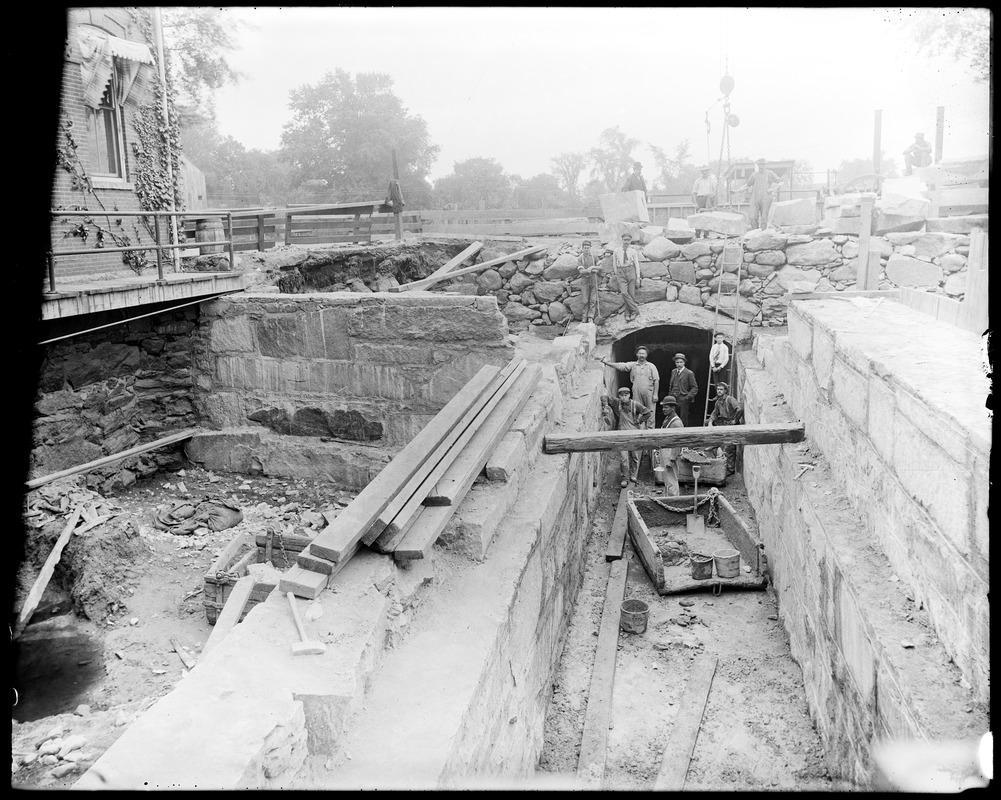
687, 465, 705, 534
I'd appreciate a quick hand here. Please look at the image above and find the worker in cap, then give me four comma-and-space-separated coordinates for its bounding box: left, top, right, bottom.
691, 165, 718, 233
621, 161, 648, 203
903, 132, 932, 175
612, 231, 641, 321
576, 239, 602, 323
606, 385, 652, 487
601, 346, 659, 424
708, 382, 743, 475
741, 158, 782, 231
667, 353, 698, 426
656, 395, 685, 495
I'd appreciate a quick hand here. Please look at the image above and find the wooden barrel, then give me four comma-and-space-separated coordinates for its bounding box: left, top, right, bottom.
195, 218, 225, 254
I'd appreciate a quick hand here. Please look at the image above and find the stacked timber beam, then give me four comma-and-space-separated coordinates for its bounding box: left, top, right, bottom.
280, 359, 541, 598
390, 244, 548, 292
542, 423, 806, 454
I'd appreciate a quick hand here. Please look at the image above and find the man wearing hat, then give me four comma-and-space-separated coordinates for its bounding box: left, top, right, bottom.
607, 386, 653, 487
621, 161, 648, 203
903, 132, 933, 175
601, 346, 660, 425
667, 352, 699, 426
657, 395, 685, 496
708, 331, 730, 387
576, 240, 603, 323
691, 166, 718, 215
708, 382, 744, 475
741, 158, 782, 230
612, 232, 642, 321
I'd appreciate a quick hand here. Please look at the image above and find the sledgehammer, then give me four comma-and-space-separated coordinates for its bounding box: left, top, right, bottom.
286, 592, 326, 656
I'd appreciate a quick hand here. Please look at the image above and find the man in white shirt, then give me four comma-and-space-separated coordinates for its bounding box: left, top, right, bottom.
692, 166, 718, 211
612, 233, 642, 321
709, 331, 730, 386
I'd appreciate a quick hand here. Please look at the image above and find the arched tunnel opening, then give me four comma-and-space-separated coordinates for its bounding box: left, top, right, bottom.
611, 324, 736, 429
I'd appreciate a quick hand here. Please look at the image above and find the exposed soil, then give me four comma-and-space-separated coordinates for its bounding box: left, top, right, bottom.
537, 455, 847, 791
12, 467, 354, 789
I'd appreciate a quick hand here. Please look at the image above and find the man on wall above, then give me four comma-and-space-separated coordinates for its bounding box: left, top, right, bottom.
740, 158, 782, 230
621, 161, 648, 204
612, 232, 642, 322
576, 240, 603, 324
903, 132, 933, 175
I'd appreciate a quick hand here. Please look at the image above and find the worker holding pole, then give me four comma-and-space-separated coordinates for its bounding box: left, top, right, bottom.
576, 240, 602, 323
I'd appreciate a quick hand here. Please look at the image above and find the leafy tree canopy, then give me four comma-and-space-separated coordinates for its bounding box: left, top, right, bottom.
589, 127, 639, 192
161, 7, 243, 118
432, 157, 513, 209
280, 69, 440, 202
550, 152, 588, 205
908, 8, 989, 82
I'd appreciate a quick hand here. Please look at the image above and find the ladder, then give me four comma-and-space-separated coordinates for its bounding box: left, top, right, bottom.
702, 240, 744, 425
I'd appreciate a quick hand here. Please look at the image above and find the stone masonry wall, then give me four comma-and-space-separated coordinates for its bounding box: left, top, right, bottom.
738, 332, 988, 785
188, 292, 513, 486
432, 225, 976, 332
32, 307, 199, 488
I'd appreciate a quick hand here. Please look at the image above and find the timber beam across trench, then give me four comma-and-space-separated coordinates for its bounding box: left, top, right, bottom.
542, 422, 806, 455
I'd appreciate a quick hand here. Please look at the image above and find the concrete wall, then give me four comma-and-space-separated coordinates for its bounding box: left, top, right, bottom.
187, 292, 513, 487
738, 299, 989, 785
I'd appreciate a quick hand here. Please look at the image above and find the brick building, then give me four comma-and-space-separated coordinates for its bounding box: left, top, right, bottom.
50, 8, 175, 281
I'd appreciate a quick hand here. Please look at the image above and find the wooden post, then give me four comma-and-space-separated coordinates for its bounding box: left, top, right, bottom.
935, 106, 945, 164
873, 109, 882, 175
855, 192, 876, 289
542, 422, 807, 454
392, 149, 403, 241
257, 214, 266, 251
862, 251, 882, 291
960, 229, 988, 333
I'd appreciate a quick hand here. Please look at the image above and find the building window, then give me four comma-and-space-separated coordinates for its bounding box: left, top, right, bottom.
85, 75, 126, 178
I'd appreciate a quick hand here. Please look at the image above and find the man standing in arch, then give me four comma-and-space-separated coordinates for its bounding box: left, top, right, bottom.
601, 346, 659, 425
667, 352, 699, 426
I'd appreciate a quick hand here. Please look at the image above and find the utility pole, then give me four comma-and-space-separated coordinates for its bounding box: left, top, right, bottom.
935, 106, 945, 163
152, 7, 180, 273
873, 109, 882, 176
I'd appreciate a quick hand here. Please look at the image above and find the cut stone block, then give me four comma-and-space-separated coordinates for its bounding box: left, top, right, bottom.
597, 220, 644, 245
884, 254, 943, 287
785, 239, 840, 267
485, 430, 527, 482
924, 215, 989, 234
704, 293, 760, 323
910, 232, 966, 260
687, 210, 747, 236
662, 218, 695, 241
638, 225, 664, 245
874, 214, 926, 235
768, 197, 817, 227
877, 178, 931, 218
600, 191, 649, 224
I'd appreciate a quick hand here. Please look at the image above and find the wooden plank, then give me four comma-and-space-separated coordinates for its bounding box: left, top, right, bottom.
543, 423, 806, 455
25, 428, 197, 490
254, 531, 315, 551
576, 558, 629, 786
308, 366, 502, 563
287, 235, 373, 245
388, 504, 451, 562
362, 360, 524, 546
371, 361, 528, 552
787, 289, 900, 301
202, 576, 259, 654
423, 365, 542, 505
422, 241, 484, 283
604, 488, 630, 561
295, 541, 359, 575
662, 574, 767, 595
390, 245, 548, 292
170, 637, 198, 670
653, 656, 719, 791
14, 507, 83, 638
626, 497, 666, 594
278, 565, 329, 600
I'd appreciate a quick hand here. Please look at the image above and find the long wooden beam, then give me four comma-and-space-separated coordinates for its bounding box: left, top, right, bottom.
390, 245, 547, 292
653, 655, 718, 791
25, 428, 197, 490
543, 423, 805, 454
14, 506, 83, 638
420, 241, 483, 284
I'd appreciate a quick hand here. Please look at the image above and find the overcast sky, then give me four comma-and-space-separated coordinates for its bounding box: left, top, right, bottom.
212, 7, 990, 183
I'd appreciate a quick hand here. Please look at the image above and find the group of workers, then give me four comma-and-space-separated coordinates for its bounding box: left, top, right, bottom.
600, 340, 742, 494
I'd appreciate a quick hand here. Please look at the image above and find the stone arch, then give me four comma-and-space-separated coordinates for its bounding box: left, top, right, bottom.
604, 301, 749, 427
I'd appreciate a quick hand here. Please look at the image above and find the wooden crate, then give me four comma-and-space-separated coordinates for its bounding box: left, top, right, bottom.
677, 451, 727, 486
203, 533, 258, 625
254, 530, 315, 571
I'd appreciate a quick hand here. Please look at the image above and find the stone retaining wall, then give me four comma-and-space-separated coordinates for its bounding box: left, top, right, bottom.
737, 302, 989, 784
188, 292, 513, 486
31, 307, 200, 488
434, 226, 976, 332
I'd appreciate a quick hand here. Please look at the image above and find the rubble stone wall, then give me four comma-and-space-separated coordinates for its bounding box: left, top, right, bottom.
188, 292, 513, 485
31, 307, 200, 488
436, 227, 976, 332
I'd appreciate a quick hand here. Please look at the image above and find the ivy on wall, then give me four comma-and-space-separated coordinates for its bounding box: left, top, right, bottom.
53, 7, 185, 276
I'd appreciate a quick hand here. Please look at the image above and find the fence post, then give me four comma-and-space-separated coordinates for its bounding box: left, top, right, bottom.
154, 213, 164, 280
227, 212, 235, 268
257, 214, 266, 251
855, 192, 876, 289
284, 210, 293, 246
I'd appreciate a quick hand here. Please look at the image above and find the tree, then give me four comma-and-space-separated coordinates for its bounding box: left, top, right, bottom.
161, 7, 243, 118
589, 127, 640, 192
432, 158, 513, 209
650, 139, 698, 194
280, 69, 439, 202
908, 8, 990, 83
550, 152, 588, 205
511, 173, 569, 209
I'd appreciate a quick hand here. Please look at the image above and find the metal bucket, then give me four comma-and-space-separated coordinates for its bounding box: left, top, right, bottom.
619, 599, 649, 634
691, 554, 714, 580
713, 548, 741, 578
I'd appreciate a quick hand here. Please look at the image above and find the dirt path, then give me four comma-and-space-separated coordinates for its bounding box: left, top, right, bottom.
538, 458, 841, 791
